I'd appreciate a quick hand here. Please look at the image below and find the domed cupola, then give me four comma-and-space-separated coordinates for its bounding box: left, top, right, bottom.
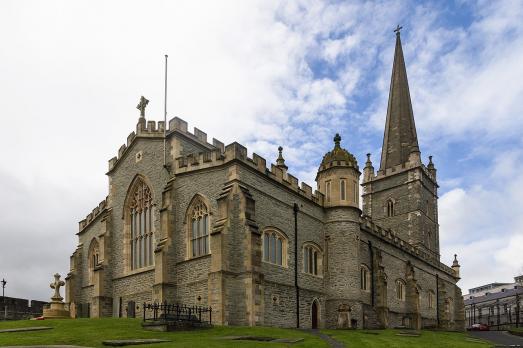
316, 134, 361, 208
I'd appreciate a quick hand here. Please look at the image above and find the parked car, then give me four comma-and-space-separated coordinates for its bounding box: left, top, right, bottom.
468, 323, 489, 331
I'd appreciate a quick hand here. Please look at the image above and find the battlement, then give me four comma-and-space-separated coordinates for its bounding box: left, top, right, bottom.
108, 116, 225, 172
78, 197, 108, 233
368, 159, 437, 184
167, 116, 225, 151
360, 216, 454, 276
105, 115, 322, 205
173, 141, 324, 205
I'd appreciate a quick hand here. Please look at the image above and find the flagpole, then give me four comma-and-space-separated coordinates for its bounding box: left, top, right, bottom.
163, 54, 168, 169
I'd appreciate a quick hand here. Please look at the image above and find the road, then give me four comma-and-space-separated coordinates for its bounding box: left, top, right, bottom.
469, 330, 523, 347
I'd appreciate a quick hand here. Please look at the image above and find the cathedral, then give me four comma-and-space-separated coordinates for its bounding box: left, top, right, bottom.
65, 30, 465, 330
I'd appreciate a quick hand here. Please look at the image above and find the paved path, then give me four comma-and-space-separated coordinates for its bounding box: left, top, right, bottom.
469, 331, 523, 347
306, 329, 345, 348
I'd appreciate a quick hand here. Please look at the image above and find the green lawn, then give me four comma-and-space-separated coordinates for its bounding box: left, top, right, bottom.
324, 329, 490, 348
0, 318, 490, 347
0, 318, 324, 348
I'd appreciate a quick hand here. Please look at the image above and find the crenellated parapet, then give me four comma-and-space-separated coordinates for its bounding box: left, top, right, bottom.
108, 116, 225, 173
360, 216, 454, 276
173, 141, 325, 206
106, 115, 323, 205
78, 197, 108, 234
367, 160, 437, 184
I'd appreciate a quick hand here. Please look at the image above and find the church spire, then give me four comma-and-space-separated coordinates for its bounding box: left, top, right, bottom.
379, 26, 420, 172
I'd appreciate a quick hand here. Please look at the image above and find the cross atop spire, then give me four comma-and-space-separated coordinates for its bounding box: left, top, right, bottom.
379, 26, 420, 171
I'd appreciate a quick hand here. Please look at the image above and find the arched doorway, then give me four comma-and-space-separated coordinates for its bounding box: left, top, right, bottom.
311, 300, 319, 329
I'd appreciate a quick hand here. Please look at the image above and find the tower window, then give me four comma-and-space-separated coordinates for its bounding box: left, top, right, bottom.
387, 199, 395, 217
340, 179, 346, 201
353, 181, 358, 203
326, 181, 331, 203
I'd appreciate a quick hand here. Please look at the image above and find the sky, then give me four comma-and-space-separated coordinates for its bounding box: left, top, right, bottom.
0, 0, 522, 301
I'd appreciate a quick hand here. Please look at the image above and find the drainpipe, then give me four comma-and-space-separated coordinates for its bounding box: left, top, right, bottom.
369, 241, 375, 307
436, 274, 440, 327
294, 203, 300, 328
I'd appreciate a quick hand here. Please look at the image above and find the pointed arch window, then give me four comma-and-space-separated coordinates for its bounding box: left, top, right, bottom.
129, 179, 155, 270
303, 243, 322, 276
189, 198, 210, 258
263, 229, 287, 266
360, 264, 370, 291
387, 199, 395, 217
88, 239, 99, 284
396, 279, 406, 301
325, 181, 331, 203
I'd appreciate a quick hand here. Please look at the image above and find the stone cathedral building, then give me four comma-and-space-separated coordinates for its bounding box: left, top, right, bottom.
65, 31, 465, 330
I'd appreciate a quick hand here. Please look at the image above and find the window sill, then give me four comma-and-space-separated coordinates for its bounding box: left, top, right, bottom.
262, 260, 288, 269
179, 253, 211, 264
302, 272, 323, 279
113, 265, 155, 280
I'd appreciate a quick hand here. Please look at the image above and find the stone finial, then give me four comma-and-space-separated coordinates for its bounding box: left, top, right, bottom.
50, 273, 65, 303
276, 146, 288, 170
366, 153, 372, 166
427, 155, 437, 179
137, 96, 149, 118
452, 254, 460, 267
452, 254, 461, 280
428, 155, 434, 168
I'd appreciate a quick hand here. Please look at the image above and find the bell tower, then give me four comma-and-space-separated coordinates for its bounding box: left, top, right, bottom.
361, 28, 440, 260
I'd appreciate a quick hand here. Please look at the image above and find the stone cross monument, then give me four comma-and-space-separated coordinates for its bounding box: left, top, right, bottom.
42, 273, 70, 319
50, 273, 65, 302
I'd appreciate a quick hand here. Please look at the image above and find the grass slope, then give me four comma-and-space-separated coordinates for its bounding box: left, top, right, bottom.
0, 318, 490, 347
0, 319, 325, 348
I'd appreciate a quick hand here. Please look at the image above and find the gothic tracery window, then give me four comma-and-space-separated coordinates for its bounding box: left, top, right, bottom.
129, 179, 155, 270
303, 243, 322, 276
189, 198, 210, 258
263, 229, 287, 266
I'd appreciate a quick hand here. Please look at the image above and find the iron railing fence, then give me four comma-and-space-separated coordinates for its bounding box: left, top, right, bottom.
143, 302, 212, 325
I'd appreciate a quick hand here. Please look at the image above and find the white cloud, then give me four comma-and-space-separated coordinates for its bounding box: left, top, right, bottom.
440, 149, 523, 291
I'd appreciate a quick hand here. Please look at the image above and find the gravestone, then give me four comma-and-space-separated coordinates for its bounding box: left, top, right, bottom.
337, 304, 352, 329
